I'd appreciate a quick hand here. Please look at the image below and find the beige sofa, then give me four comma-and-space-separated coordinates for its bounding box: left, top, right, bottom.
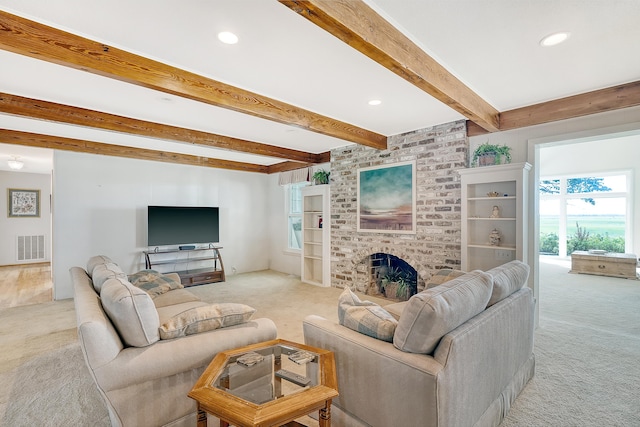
304, 260, 535, 427
71, 255, 277, 427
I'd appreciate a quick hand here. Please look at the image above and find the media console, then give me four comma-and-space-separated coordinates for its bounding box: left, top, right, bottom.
144, 246, 225, 287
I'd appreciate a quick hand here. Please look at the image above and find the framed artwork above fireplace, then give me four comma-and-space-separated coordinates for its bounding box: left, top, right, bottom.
357, 161, 416, 234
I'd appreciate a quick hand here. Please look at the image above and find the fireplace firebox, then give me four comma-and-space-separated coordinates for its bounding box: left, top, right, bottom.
367, 253, 417, 301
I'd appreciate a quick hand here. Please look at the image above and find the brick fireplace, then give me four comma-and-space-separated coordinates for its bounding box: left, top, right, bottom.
330, 120, 467, 295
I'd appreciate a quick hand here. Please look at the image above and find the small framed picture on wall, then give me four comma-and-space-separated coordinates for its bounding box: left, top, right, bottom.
8, 188, 41, 218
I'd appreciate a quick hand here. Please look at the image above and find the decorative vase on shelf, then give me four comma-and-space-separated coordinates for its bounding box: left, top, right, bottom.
489, 228, 501, 246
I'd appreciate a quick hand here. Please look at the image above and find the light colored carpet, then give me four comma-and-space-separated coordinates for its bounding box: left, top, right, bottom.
1, 258, 639, 426
501, 257, 640, 426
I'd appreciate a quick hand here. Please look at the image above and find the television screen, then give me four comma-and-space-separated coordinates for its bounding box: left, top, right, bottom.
147, 206, 219, 246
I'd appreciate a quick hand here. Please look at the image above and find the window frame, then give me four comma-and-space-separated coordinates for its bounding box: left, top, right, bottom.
539, 170, 632, 256
284, 181, 308, 253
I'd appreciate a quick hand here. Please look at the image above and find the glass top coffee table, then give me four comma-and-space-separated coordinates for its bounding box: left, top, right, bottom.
189, 339, 338, 427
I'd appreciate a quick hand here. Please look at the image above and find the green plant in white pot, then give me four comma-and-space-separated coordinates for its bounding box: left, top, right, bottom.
312, 169, 330, 185
471, 143, 512, 167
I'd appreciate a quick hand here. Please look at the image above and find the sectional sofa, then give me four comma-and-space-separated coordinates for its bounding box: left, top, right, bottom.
71, 255, 277, 427
304, 260, 535, 427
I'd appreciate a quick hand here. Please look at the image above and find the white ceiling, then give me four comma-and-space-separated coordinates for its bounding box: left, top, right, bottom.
1, 0, 639, 174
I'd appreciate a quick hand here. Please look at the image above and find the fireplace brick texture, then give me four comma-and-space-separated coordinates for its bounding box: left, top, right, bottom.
330, 120, 467, 294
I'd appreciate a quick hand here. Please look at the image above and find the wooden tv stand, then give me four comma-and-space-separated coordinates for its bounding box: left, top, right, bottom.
144, 246, 225, 287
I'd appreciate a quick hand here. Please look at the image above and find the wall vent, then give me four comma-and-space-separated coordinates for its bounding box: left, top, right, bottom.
17, 235, 46, 261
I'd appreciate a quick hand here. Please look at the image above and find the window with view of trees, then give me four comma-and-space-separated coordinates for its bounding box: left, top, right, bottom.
539, 173, 630, 256
286, 182, 307, 251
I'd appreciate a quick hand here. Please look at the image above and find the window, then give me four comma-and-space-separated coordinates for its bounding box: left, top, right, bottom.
539, 172, 630, 256
286, 182, 307, 251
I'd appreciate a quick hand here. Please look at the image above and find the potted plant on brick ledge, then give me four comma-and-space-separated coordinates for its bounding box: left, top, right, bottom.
312, 169, 330, 185
380, 267, 416, 301
471, 143, 512, 167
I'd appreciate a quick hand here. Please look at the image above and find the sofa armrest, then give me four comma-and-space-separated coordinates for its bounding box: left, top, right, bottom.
431, 287, 535, 427
92, 317, 277, 392
303, 315, 443, 427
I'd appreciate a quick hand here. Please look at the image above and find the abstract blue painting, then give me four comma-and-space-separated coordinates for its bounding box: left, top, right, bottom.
357, 161, 416, 233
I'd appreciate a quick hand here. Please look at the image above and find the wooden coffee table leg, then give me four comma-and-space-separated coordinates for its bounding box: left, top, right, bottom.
196, 405, 207, 427
318, 399, 332, 427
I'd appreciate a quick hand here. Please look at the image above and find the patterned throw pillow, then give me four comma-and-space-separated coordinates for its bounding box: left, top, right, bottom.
159, 303, 256, 340
128, 269, 183, 298
338, 287, 398, 342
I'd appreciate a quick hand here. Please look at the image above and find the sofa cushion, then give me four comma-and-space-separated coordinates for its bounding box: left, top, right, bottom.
393, 270, 493, 354
86, 255, 114, 275
157, 301, 209, 323
159, 303, 256, 340
486, 260, 530, 307
100, 277, 160, 347
384, 301, 407, 320
338, 287, 398, 342
128, 269, 184, 298
385, 269, 468, 320
153, 288, 202, 308
426, 268, 467, 289
91, 262, 128, 293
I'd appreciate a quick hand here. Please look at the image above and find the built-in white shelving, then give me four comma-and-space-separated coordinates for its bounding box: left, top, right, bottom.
458, 162, 531, 271
301, 185, 330, 287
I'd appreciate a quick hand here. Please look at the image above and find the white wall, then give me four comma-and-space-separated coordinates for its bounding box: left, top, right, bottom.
52, 151, 270, 300
538, 135, 640, 177
0, 170, 51, 265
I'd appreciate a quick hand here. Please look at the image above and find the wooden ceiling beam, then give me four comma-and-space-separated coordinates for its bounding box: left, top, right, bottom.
267, 161, 313, 174
467, 80, 640, 137
499, 80, 640, 131
0, 10, 386, 150
280, 0, 500, 133
0, 128, 270, 173
0, 92, 320, 164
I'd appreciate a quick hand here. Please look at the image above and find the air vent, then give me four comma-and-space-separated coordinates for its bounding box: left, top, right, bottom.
17, 235, 45, 261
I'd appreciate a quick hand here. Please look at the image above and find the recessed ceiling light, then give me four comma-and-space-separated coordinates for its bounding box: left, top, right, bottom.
368, 99, 382, 106
218, 31, 239, 45
8, 156, 24, 170
540, 32, 570, 47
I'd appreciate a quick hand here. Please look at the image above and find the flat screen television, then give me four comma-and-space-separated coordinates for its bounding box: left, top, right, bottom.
147, 206, 219, 246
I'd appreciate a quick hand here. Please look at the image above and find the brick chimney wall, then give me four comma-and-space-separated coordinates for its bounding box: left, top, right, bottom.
329, 120, 467, 293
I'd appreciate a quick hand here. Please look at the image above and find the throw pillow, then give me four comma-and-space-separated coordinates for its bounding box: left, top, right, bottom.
425, 269, 466, 289
393, 271, 492, 354
91, 262, 128, 293
486, 260, 530, 307
128, 269, 183, 298
159, 303, 256, 340
338, 287, 398, 342
100, 277, 160, 347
